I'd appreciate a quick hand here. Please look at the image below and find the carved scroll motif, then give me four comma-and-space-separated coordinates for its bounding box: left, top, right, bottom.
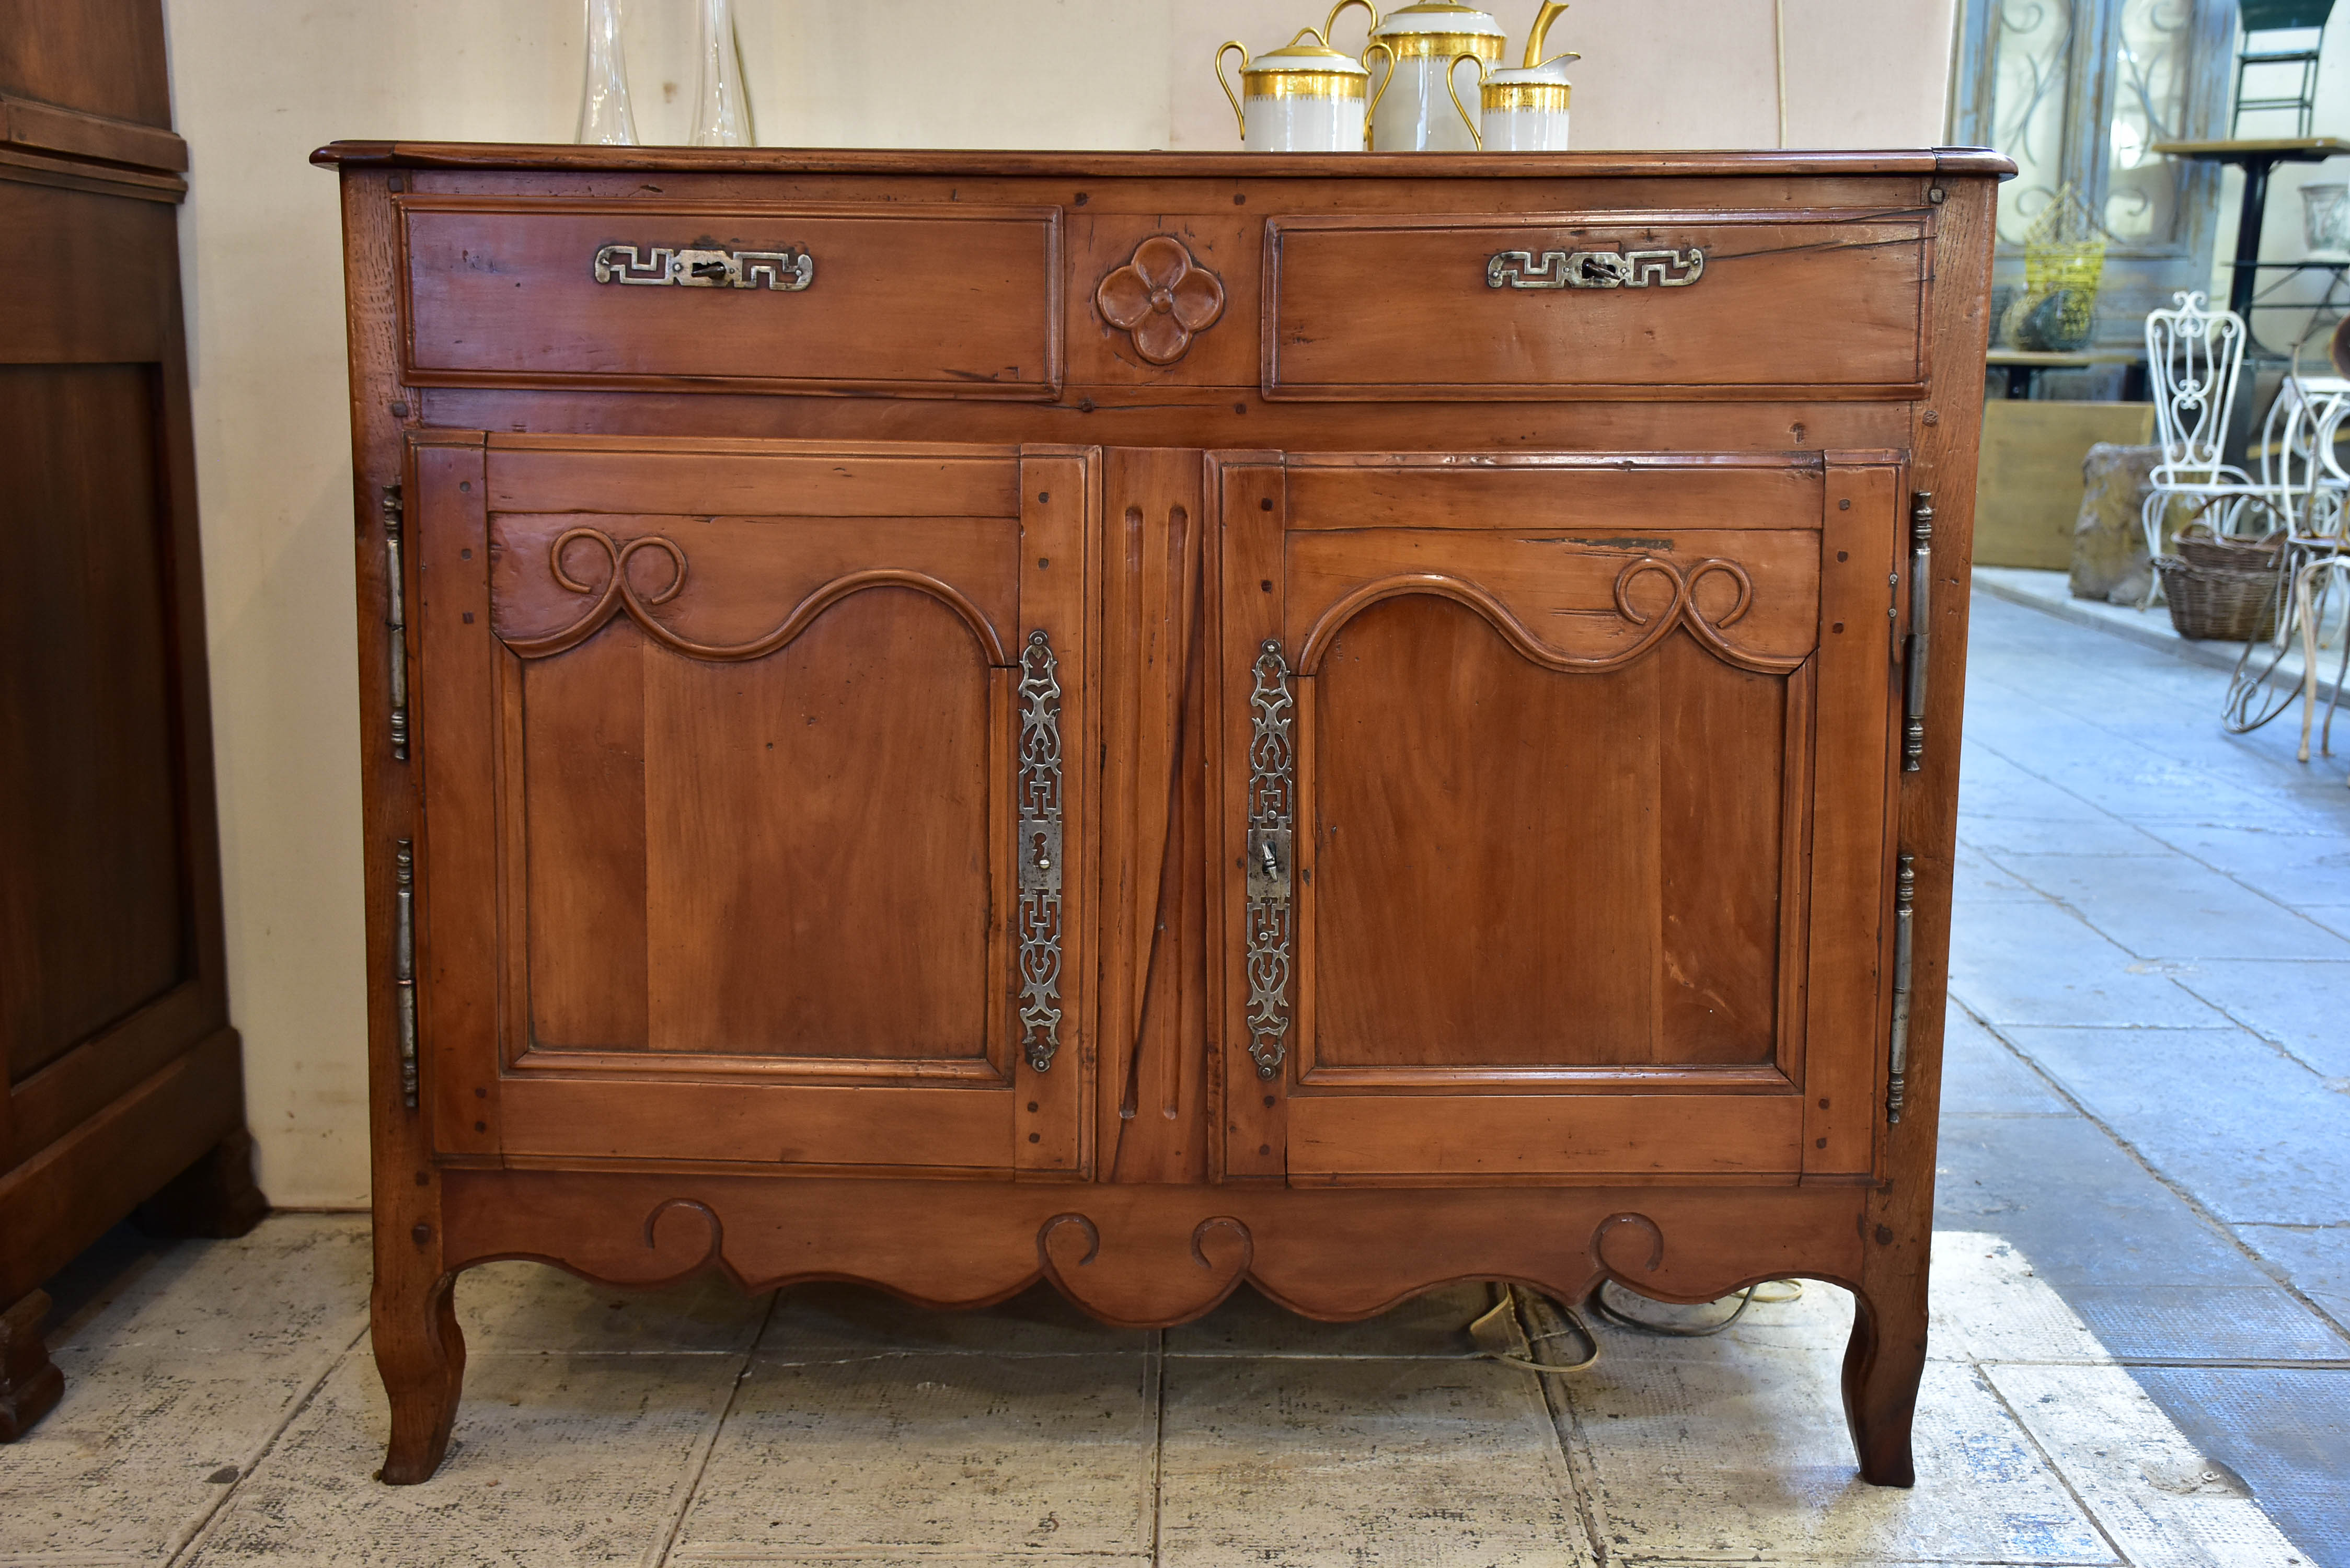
1487, 246, 1705, 290
1016, 630, 1066, 1073
592, 244, 814, 291
1592, 1211, 1666, 1275
1243, 640, 1296, 1081
1608, 555, 1785, 671
637, 1198, 729, 1283
1033, 1212, 1255, 1326
505, 527, 1008, 665
1038, 1212, 1102, 1271
1298, 556, 1799, 678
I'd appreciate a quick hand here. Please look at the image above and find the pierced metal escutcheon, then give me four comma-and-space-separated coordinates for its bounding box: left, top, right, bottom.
1244, 639, 1296, 1081
1016, 629, 1065, 1073
592, 244, 814, 291
1487, 247, 1705, 290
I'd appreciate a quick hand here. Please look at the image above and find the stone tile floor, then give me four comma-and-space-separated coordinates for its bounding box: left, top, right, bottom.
1941, 592, 2350, 1568
2, 591, 2343, 1567
1971, 566, 2346, 709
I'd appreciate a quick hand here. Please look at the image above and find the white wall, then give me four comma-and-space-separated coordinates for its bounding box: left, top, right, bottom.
162, 0, 1960, 1208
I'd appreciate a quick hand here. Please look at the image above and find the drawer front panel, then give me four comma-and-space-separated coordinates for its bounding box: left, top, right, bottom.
1264, 212, 1930, 400
400, 199, 1064, 397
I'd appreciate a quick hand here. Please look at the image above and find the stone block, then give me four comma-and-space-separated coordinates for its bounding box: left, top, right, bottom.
2070, 442, 2170, 605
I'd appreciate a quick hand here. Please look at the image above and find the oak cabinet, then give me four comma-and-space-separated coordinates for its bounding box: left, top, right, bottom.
319, 144, 2005, 1492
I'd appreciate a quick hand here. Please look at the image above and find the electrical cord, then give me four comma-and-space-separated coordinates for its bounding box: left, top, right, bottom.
1591, 1277, 1804, 1337
1468, 1278, 1806, 1375
1470, 1286, 1601, 1375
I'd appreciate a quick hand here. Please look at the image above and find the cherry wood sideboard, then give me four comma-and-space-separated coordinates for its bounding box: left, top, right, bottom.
317, 143, 2005, 1488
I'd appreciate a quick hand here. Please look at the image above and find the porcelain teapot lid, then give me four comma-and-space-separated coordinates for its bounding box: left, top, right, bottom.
1368, 2, 1508, 38
1242, 26, 1373, 77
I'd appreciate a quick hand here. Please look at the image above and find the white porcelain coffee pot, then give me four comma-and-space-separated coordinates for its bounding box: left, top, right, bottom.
1216, 3, 1378, 153
1362, 1, 1506, 152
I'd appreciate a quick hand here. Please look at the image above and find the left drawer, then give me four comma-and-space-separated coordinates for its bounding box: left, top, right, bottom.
397, 198, 1064, 398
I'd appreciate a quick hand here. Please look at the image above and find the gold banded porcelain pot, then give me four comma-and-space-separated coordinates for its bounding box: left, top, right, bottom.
1454, 2, 1576, 151
1363, 1, 1505, 152
1217, 3, 1377, 153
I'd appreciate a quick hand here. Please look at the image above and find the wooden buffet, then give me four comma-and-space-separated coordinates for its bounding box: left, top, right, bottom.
315, 142, 2006, 1487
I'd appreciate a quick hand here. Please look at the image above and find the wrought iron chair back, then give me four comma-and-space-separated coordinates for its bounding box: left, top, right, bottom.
2147, 291, 2253, 489
2221, 373, 2350, 745
2141, 293, 2277, 587
2294, 389, 2349, 770
2257, 373, 2350, 541
2300, 383, 2350, 545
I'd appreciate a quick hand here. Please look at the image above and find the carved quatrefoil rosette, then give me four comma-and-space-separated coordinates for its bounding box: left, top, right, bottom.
1096, 236, 1226, 365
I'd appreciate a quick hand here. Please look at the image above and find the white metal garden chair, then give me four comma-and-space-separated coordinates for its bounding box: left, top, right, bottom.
2142, 292, 2308, 599
2221, 367, 2350, 744
2289, 557, 2349, 782
2285, 396, 2350, 780
2256, 371, 2350, 531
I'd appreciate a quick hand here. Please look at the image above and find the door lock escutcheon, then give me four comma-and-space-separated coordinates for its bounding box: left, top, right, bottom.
1247, 827, 1292, 902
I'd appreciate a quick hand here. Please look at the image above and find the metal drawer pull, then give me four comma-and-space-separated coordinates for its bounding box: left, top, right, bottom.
1488, 246, 1704, 290
1016, 630, 1065, 1073
1245, 639, 1296, 1080
591, 244, 814, 291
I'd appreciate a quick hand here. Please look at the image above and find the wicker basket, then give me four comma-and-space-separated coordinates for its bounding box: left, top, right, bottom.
2155, 555, 2282, 641
2174, 524, 2286, 574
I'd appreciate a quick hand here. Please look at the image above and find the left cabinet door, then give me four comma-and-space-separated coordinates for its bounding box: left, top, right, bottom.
403, 435, 1092, 1175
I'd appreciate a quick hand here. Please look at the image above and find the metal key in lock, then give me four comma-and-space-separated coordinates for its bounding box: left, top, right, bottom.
1246, 827, 1292, 902
673, 247, 739, 286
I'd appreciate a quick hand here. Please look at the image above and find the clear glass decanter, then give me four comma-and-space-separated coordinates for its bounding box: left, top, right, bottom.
575, 0, 640, 146
689, 0, 755, 146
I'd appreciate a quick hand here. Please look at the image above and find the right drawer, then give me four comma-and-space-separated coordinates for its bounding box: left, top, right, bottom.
1262, 211, 1931, 401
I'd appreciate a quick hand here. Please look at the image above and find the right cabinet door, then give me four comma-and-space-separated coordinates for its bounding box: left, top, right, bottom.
1213, 452, 1904, 1185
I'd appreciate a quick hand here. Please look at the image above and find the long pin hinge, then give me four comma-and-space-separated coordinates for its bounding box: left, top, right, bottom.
394, 838, 418, 1110
1887, 854, 1915, 1123
1903, 492, 1933, 773
384, 486, 410, 763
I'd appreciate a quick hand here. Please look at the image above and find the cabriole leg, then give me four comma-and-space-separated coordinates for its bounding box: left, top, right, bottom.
1840, 1276, 1928, 1487
373, 1266, 464, 1484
